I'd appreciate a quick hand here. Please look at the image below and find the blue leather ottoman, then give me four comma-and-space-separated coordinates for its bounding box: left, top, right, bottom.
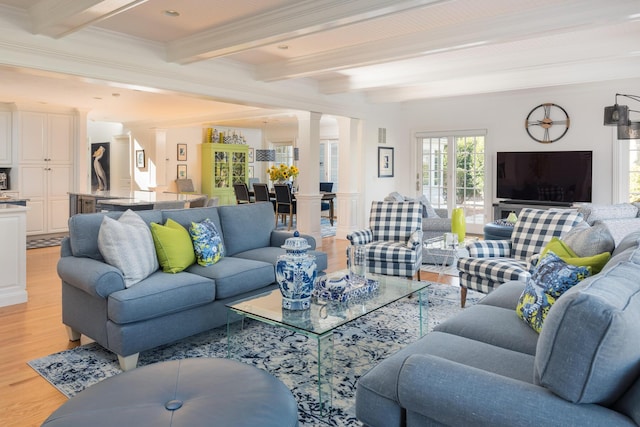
42, 358, 299, 427
483, 222, 514, 240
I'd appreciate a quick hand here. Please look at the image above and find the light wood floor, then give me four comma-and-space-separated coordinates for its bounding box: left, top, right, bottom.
0, 237, 457, 427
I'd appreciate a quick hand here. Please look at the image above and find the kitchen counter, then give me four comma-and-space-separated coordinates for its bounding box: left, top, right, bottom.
69, 191, 207, 214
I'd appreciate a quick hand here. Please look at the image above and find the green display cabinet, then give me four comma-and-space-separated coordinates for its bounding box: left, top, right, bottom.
201, 143, 248, 206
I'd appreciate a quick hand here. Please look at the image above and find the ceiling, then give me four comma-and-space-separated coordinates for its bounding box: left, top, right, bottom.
0, 0, 638, 126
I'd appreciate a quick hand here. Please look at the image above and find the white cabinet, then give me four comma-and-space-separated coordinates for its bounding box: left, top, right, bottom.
20, 111, 73, 164
0, 205, 27, 307
0, 111, 11, 166
17, 111, 75, 235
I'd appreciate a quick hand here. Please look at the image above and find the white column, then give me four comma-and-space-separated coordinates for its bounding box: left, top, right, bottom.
295, 112, 323, 247
336, 117, 364, 239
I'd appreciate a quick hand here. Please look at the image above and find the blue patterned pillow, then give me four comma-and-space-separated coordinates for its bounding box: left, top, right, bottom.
189, 218, 225, 266
516, 252, 590, 333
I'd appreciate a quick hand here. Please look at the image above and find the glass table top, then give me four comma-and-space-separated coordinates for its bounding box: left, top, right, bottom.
227, 270, 429, 336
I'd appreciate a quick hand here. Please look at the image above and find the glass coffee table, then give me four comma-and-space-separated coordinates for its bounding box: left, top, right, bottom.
226, 270, 430, 415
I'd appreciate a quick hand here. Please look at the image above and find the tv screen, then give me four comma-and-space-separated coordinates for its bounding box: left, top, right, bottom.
496, 151, 592, 204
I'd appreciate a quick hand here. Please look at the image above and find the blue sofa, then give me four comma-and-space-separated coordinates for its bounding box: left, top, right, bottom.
355, 231, 640, 426
57, 202, 327, 370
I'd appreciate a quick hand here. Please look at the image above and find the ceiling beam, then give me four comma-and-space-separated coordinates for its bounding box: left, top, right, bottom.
364, 56, 640, 103
30, 0, 148, 38
319, 23, 640, 94
166, 0, 446, 64
256, 0, 640, 82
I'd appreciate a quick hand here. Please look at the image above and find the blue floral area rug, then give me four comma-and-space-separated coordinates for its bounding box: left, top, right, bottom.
28, 283, 481, 427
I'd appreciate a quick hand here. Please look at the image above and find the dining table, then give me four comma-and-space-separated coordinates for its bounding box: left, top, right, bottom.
250, 190, 336, 226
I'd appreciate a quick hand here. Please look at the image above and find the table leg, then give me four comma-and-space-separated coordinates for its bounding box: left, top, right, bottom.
226, 309, 245, 359
329, 199, 334, 226
418, 288, 429, 337
315, 332, 334, 416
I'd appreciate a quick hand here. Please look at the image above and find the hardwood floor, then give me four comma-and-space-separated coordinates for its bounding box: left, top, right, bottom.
0, 237, 457, 427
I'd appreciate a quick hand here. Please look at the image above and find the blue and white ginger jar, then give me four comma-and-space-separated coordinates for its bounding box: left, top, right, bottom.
276, 231, 317, 310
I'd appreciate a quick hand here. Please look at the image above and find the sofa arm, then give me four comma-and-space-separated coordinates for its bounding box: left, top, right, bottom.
270, 230, 317, 250
398, 354, 630, 427
466, 239, 512, 258
57, 256, 126, 299
347, 229, 373, 245
434, 208, 449, 218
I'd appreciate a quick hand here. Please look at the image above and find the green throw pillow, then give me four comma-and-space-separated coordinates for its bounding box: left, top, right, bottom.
517, 252, 591, 333
150, 218, 196, 273
540, 237, 610, 274
190, 218, 225, 266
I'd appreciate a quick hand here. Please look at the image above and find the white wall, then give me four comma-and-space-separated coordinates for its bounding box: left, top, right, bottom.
399, 78, 640, 208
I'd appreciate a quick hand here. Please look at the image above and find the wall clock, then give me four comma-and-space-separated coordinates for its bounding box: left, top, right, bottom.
525, 103, 570, 143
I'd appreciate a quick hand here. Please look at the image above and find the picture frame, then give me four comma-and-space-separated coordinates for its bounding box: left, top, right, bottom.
248, 165, 254, 178
378, 147, 394, 178
177, 164, 187, 180
135, 150, 145, 168
177, 143, 187, 161
248, 147, 254, 163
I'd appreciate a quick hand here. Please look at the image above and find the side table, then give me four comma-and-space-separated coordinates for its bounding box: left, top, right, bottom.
422, 236, 477, 279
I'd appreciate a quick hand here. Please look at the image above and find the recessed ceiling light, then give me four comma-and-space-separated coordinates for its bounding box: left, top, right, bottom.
163, 10, 180, 17
93, 97, 102, 100
277, 45, 289, 50
112, 93, 120, 97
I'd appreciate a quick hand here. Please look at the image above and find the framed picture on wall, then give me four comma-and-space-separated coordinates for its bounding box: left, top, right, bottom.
248, 147, 254, 163
177, 164, 187, 180
378, 147, 394, 177
91, 142, 110, 191
248, 165, 254, 178
177, 143, 187, 161
135, 150, 145, 168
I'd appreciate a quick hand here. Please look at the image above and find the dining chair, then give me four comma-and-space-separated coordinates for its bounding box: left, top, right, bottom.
319, 182, 333, 214
274, 184, 296, 230
253, 183, 275, 210
175, 179, 195, 193
233, 183, 252, 204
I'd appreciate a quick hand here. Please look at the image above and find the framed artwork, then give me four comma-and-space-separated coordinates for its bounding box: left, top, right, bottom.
378, 147, 394, 178
91, 142, 110, 191
135, 150, 145, 168
177, 164, 188, 180
177, 143, 187, 161
248, 147, 254, 163
248, 165, 254, 178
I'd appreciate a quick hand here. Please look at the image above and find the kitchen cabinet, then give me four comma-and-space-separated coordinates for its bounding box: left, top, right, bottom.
201, 143, 248, 206
0, 111, 11, 166
17, 111, 75, 235
0, 204, 27, 307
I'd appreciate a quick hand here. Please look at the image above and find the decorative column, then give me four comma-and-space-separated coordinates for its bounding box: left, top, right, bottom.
295, 111, 323, 247
336, 117, 363, 239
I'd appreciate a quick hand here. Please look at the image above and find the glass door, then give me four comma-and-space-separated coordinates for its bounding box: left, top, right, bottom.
418, 132, 486, 235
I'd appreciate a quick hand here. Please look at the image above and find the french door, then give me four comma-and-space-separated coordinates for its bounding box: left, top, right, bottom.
417, 131, 486, 235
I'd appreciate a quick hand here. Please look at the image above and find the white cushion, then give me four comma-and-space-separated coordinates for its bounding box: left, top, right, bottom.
98, 210, 159, 288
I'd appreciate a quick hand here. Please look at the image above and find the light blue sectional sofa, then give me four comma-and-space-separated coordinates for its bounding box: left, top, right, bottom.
355, 230, 640, 426
57, 202, 327, 370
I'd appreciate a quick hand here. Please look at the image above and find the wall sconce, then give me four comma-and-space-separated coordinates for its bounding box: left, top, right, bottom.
604, 93, 640, 140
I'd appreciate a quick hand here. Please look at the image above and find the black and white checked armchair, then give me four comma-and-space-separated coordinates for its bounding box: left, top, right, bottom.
347, 201, 423, 280
457, 208, 583, 307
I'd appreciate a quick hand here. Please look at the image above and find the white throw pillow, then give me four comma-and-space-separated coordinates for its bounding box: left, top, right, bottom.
98, 210, 159, 288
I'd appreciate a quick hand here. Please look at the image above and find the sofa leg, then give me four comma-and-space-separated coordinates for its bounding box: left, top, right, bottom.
65, 326, 81, 341
460, 286, 467, 308
118, 353, 139, 371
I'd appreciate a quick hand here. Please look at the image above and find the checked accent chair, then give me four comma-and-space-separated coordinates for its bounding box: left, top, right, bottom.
347, 201, 423, 280
457, 207, 583, 307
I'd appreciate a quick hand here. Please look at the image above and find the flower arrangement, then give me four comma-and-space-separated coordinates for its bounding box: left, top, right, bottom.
267, 164, 299, 182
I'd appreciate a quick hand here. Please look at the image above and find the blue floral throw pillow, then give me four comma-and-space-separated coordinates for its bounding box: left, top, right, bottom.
516, 252, 591, 333
189, 218, 225, 266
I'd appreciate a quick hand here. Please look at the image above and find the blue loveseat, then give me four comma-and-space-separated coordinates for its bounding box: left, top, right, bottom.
57, 202, 327, 370
355, 231, 640, 426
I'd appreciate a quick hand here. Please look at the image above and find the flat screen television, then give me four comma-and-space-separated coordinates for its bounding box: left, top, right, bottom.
496, 151, 592, 204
